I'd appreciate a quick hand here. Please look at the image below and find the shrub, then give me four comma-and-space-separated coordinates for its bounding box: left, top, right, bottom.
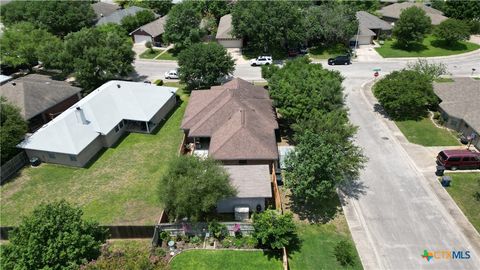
433, 111, 441, 120
190, 236, 202, 245
208, 220, 228, 240
154, 79, 163, 86
334, 240, 356, 267
406, 59, 448, 81
252, 210, 296, 249
159, 231, 170, 241
467, 20, 480, 34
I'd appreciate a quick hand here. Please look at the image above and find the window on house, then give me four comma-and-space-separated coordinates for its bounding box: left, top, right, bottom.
69, 155, 77, 161
48, 152, 56, 159
114, 126, 120, 133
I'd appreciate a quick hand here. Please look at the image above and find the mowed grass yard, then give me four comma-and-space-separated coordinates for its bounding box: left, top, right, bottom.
395, 117, 460, 146
289, 216, 363, 270
445, 173, 480, 233
375, 35, 480, 58
170, 250, 283, 270
0, 87, 188, 226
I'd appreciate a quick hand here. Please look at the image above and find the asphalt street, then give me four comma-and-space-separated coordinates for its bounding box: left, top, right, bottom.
133, 50, 480, 269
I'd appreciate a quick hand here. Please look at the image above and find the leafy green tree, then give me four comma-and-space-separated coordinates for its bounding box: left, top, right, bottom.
392, 6, 431, 48
178, 42, 235, 90
145, 41, 153, 52
252, 210, 296, 250
346, 0, 381, 13
434, 18, 470, 45
1, 201, 108, 270
406, 59, 448, 81
0, 22, 61, 68
373, 70, 438, 120
267, 57, 344, 124
120, 0, 173, 16
232, 0, 307, 52
0, 97, 27, 164
285, 129, 365, 201
305, 3, 358, 47
193, 0, 231, 20
163, 1, 203, 50
59, 25, 134, 92
0, 0, 95, 36
121, 9, 156, 33
443, 0, 480, 20
158, 156, 236, 221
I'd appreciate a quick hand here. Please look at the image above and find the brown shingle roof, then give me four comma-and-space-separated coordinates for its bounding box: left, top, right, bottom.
0, 74, 81, 120
91, 2, 120, 20
434, 77, 480, 133
130, 15, 168, 37
216, 14, 240, 40
378, 2, 447, 25
181, 78, 278, 161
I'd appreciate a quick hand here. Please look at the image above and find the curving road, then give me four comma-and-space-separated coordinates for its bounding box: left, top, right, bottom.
134, 50, 480, 269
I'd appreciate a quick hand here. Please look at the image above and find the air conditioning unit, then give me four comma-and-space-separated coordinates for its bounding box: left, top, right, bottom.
234, 206, 249, 221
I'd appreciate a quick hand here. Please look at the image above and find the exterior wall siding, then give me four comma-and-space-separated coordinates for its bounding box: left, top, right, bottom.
216, 197, 267, 213
102, 120, 128, 147
149, 94, 176, 129
24, 136, 103, 167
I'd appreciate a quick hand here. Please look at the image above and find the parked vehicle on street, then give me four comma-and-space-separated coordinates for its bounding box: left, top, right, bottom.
436, 149, 480, 170
328, 55, 351, 65
250, 56, 272, 66
164, 69, 179, 79
288, 47, 308, 57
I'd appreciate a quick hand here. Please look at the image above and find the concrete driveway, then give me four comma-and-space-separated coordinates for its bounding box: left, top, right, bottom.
355, 44, 384, 62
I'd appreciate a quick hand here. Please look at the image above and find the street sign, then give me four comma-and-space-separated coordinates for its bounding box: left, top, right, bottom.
374, 71, 379, 77
373, 67, 381, 72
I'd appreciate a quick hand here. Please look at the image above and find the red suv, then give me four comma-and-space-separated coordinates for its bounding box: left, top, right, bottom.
437, 150, 480, 170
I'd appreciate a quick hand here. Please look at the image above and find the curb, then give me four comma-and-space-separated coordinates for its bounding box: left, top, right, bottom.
380, 48, 480, 61
360, 80, 480, 258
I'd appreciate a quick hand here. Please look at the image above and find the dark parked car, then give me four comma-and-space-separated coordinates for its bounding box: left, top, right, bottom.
288, 47, 308, 57
436, 149, 480, 170
328, 55, 351, 65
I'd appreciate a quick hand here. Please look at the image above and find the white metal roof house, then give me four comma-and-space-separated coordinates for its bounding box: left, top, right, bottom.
18, 81, 177, 167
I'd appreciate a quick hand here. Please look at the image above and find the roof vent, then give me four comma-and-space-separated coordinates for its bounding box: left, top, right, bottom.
45, 82, 50, 85
117, 84, 121, 88
75, 107, 88, 125
11, 82, 16, 86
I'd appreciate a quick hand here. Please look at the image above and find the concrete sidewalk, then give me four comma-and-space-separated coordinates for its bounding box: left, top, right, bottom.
361, 80, 480, 258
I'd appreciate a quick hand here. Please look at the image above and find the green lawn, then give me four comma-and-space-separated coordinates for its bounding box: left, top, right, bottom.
0, 88, 189, 226
375, 35, 480, 58
309, 44, 349, 59
156, 49, 178, 61
395, 117, 460, 146
139, 49, 163, 59
445, 173, 480, 233
289, 220, 363, 270
170, 250, 283, 270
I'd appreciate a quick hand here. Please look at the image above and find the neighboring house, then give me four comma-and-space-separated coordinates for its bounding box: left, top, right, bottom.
91, 2, 120, 20
0, 74, 82, 131
351, 11, 393, 45
130, 15, 168, 46
378, 2, 448, 25
180, 78, 279, 213
216, 14, 243, 48
18, 81, 177, 167
433, 78, 480, 149
96, 6, 154, 26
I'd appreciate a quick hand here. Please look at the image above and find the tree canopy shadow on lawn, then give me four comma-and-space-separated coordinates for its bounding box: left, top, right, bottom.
391, 41, 428, 52
373, 102, 427, 121
287, 193, 343, 224
430, 40, 468, 51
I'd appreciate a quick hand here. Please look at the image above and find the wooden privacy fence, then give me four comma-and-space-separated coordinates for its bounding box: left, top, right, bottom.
0, 225, 155, 240
1, 151, 28, 184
